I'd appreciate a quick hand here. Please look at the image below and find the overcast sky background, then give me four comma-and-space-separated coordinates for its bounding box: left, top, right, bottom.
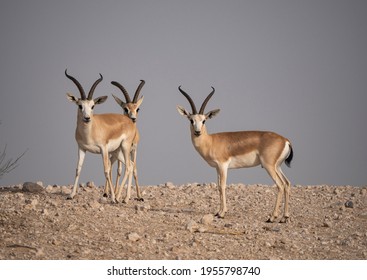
0, 0, 366, 188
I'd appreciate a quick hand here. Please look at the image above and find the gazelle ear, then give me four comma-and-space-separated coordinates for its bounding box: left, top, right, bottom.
66, 93, 78, 103
177, 105, 190, 118
94, 95, 108, 105
135, 96, 144, 107
112, 94, 126, 107
205, 109, 220, 119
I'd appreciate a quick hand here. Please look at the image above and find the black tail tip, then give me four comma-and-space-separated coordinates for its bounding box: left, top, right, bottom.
285, 144, 293, 168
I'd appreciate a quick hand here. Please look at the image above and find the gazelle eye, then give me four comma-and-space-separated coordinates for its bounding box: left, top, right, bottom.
91, 105, 95, 110
202, 120, 206, 124
78, 105, 82, 110
124, 108, 129, 114
190, 119, 194, 124
137, 108, 140, 112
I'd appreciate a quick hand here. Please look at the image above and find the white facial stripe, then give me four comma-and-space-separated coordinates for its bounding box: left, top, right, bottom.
79, 100, 95, 120
191, 115, 206, 133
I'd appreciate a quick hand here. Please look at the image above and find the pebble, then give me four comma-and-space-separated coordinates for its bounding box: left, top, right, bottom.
201, 214, 214, 225
186, 220, 199, 233
127, 232, 141, 242
88, 201, 101, 209
345, 201, 354, 208
165, 182, 175, 189
23, 182, 44, 194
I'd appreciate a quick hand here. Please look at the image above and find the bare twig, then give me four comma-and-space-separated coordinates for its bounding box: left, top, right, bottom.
0, 121, 27, 179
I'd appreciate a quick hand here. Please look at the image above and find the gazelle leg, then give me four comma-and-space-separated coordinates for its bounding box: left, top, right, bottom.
103, 154, 117, 197
215, 165, 228, 218
115, 146, 132, 203
264, 165, 285, 223
101, 148, 116, 203
278, 167, 291, 223
68, 148, 86, 199
114, 160, 122, 194
132, 148, 143, 201
124, 161, 133, 203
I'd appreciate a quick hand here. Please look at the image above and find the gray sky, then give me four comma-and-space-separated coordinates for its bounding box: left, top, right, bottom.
0, 0, 366, 187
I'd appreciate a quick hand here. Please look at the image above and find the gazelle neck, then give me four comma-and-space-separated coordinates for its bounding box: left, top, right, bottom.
190, 125, 212, 156
75, 111, 95, 140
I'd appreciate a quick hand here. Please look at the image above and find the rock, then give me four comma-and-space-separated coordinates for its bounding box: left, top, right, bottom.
61, 186, 71, 195
23, 182, 44, 194
201, 214, 214, 225
198, 226, 207, 233
88, 201, 101, 209
323, 221, 332, 228
186, 220, 199, 233
165, 182, 175, 189
135, 204, 151, 213
86, 181, 95, 188
45, 185, 53, 193
127, 232, 141, 242
345, 201, 354, 208
24, 198, 39, 210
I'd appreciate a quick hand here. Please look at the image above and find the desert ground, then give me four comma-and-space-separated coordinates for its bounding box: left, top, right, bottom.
0, 182, 366, 260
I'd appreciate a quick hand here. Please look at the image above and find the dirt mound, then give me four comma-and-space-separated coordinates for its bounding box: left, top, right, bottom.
0, 183, 366, 259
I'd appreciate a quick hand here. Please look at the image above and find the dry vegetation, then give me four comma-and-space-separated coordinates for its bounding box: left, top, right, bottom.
0, 182, 366, 260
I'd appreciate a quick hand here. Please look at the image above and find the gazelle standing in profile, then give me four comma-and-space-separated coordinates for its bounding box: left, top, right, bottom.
177, 86, 293, 223
65, 70, 136, 203
105, 79, 145, 202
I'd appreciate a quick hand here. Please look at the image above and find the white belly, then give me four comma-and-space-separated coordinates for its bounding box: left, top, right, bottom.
78, 135, 125, 154
228, 151, 260, 169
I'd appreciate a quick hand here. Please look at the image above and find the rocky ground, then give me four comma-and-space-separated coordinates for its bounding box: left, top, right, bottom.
0, 182, 366, 260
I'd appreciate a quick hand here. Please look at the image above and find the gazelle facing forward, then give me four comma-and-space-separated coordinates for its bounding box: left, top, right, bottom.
106, 79, 145, 202
65, 70, 136, 203
177, 86, 293, 223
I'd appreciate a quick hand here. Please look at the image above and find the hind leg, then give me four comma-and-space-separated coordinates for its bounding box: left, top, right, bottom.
263, 164, 285, 223
131, 148, 143, 201
278, 167, 291, 223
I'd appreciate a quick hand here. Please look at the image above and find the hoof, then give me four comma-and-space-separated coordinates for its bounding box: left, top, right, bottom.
215, 212, 225, 219
66, 196, 73, 200
135, 197, 144, 202
103, 193, 108, 198
266, 217, 276, 223
280, 216, 290, 223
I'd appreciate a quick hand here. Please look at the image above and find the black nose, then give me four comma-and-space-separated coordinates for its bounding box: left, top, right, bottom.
131, 117, 136, 123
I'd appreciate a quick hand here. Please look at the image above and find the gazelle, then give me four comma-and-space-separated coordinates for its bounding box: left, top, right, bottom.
177, 86, 294, 223
65, 70, 136, 203
105, 79, 145, 202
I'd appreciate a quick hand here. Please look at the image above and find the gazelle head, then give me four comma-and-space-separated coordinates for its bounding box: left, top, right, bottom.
65, 69, 107, 123
177, 86, 220, 136
111, 80, 145, 123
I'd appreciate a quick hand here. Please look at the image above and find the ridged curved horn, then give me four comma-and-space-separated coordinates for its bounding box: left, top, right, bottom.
87, 73, 103, 100
65, 69, 86, 100
199, 87, 215, 114
178, 86, 197, 114
111, 81, 131, 103
133, 80, 145, 103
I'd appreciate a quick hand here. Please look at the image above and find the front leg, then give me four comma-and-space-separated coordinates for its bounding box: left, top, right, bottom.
101, 147, 116, 203
215, 164, 228, 218
131, 147, 144, 201
68, 148, 86, 199
103, 153, 118, 197
115, 144, 133, 203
